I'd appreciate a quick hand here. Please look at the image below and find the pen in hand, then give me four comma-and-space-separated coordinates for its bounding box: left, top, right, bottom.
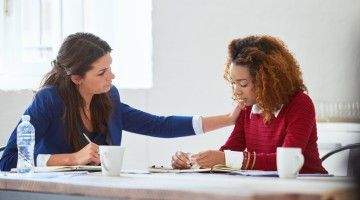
83, 133, 92, 143
82, 133, 100, 166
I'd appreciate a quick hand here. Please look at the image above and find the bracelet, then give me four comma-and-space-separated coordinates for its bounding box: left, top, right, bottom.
250, 151, 256, 170
244, 151, 251, 170
241, 151, 247, 170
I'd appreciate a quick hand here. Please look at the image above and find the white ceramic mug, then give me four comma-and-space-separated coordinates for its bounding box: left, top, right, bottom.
99, 145, 125, 176
276, 147, 304, 178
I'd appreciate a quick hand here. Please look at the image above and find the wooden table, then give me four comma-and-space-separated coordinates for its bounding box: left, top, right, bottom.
0, 172, 357, 200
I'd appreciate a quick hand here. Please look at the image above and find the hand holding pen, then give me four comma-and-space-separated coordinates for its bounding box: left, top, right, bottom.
171, 151, 199, 169
68, 133, 100, 166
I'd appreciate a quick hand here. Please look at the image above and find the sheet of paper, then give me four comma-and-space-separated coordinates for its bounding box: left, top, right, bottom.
148, 166, 211, 173
230, 171, 334, 177
11, 165, 101, 173
231, 170, 278, 177
1, 171, 89, 178
121, 169, 151, 174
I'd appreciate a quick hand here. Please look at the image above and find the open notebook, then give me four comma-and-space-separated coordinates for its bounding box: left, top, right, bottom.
148, 165, 333, 177
11, 165, 101, 173
148, 164, 255, 174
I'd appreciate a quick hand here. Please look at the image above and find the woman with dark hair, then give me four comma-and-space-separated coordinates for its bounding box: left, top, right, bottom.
0, 32, 243, 171
172, 35, 327, 174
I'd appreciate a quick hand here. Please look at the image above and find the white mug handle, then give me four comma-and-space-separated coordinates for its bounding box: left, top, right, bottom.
101, 151, 110, 172
294, 153, 304, 175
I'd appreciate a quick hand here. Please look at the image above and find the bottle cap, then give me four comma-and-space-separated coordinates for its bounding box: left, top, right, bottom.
21, 115, 30, 122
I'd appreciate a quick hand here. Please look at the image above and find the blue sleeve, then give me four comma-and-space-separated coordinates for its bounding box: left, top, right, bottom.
110, 86, 195, 138
121, 103, 195, 138
0, 88, 54, 171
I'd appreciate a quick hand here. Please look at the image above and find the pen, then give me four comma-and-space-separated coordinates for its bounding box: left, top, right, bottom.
83, 133, 92, 143
83, 133, 99, 155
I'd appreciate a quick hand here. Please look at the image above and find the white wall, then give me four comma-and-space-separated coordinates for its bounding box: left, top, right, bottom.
1, 0, 360, 173
0, 90, 34, 143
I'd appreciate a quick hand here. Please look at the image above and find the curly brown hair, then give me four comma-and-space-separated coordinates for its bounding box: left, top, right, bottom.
224, 35, 307, 123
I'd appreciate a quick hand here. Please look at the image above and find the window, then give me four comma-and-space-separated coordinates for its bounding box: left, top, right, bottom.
21, 0, 61, 63
0, 0, 152, 90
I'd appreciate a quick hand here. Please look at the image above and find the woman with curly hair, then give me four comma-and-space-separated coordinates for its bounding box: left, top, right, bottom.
172, 35, 327, 173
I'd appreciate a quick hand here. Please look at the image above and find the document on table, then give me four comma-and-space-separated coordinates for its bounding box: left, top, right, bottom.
148, 165, 211, 173
148, 165, 334, 177
1, 171, 89, 179
148, 165, 265, 174
231, 170, 278, 177
10, 165, 101, 173
230, 171, 334, 177
148, 165, 258, 174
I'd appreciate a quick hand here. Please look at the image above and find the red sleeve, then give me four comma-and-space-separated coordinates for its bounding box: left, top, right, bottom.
253, 93, 316, 171
282, 95, 315, 149
219, 109, 246, 152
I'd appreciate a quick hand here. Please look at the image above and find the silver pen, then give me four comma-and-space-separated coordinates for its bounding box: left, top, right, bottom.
83, 133, 92, 143
82, 133, 100, 156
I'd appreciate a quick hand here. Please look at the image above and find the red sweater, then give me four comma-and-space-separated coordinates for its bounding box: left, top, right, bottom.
220, 92, 327, 173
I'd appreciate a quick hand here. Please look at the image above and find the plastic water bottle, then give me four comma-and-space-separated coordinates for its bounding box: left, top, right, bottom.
17, 115, 35, 174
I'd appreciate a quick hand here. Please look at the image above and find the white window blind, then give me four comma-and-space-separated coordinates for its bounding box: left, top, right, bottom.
0, 0, 152, 90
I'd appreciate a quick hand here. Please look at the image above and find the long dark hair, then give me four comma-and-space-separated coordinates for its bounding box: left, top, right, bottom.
41, 32, 113, 151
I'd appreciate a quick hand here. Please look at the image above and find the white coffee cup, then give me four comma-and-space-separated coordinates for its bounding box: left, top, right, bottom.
276, 147, 304, 178
99, 145, 125, 176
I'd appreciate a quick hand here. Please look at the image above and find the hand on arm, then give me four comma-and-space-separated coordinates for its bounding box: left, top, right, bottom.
201, 101, 244, 133
47, 143, 100, 166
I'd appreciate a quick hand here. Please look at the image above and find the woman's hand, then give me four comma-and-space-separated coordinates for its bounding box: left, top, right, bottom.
201, 100, 245, 133
228, 100, 245, 124
191, 150, 225, 169
171, 151, 191, 169
70, 143, 100, 166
